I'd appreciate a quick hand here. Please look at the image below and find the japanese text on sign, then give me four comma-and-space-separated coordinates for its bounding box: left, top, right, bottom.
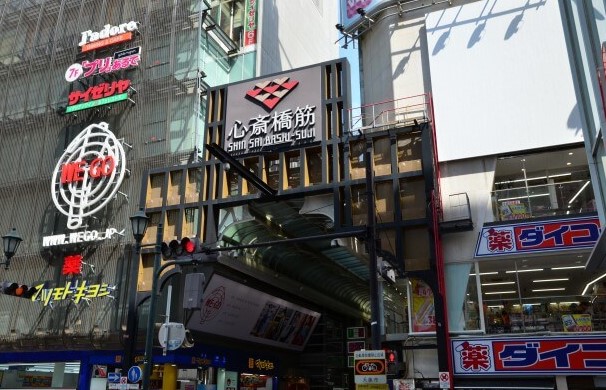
453, 336, 606, 374
475, 217, 600, 257
68, 80, 131, 106
30, 280, 116, 306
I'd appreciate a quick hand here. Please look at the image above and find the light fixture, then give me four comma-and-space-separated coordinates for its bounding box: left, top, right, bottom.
505, 268, 543, 273
551, 265, 585, 270
130, 209, 150, 243
485, 291, 516, 295
481, 281, 515, 286
533, 278, 569, 283
568, 181, 590, 204
532, 288, 566, 292
581, 271, 606, 295
499, 193, 550, 202
469, 271, 499, 276
1, 228, 22, 270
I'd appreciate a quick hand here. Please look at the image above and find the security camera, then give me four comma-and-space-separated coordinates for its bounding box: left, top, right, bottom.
331, 239, 344, 248
183, 329, 194, 348
357, 7, 366, 16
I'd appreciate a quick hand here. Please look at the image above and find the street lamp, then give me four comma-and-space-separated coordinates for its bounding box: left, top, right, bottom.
1, 228, 22, 270
124, 210, 150, 371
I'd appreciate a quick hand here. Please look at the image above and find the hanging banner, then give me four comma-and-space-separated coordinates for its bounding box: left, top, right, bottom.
244, 0, 258, 46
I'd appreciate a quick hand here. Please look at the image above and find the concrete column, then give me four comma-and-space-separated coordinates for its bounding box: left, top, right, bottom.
555, 376, 568, 390
51, 362, 65, 388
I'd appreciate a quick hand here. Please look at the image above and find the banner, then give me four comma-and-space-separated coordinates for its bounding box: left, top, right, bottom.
411, 279, 435, 333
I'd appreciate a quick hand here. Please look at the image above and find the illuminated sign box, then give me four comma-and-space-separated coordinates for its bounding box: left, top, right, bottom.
65, 92, 128, 113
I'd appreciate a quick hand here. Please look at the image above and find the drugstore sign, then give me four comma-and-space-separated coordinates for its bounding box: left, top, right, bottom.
222, 66, 323, 155
475, 216, 601, 257
452, 336, 606, 375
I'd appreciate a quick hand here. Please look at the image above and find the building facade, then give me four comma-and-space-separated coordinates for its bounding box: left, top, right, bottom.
0, 0, 343, 389
342, 0, 606, 389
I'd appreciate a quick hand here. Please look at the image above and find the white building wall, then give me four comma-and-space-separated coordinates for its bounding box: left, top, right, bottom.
426, 0, 583, 162
257, 0, 340, 76
359, 9, 430, 109
440, 158, 496, 264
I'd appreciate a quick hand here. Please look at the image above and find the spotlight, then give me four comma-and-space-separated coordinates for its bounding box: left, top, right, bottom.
335, 23, 345, 32
357, 8, 366, 16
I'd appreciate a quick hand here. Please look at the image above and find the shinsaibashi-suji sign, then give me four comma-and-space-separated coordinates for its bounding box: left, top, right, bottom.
222, 66, 323, 156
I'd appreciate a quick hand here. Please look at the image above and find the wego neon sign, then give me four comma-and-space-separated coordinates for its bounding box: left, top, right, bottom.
51, 122, 126, 230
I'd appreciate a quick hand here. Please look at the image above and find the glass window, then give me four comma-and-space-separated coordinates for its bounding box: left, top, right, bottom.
492, 147, 594, 221
476, 254, 600, 334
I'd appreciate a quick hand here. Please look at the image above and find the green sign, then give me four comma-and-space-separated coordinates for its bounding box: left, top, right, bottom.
65, 92, 128, 113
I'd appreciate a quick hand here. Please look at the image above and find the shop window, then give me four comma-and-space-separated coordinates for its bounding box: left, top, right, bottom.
349, 140, 366, 179
227, 168, 239, 196
142, 212, 162, 246
183, 208, 200, 238
397, 134, 422, 173
264, 153, 280, 190
351, 184, 367, 226
492, 146, 593, 221
185, 168, 203, 203
285, 151, 301, 189
243, 157, 259, 195
403, 228, 429, 271
373, 136, 392, 176
445, 263, 481, 332
167, 170, 183, 205
476, 255, 602, 334
210, 0, 245, 45
400, 178, 426, 220
305, 147, 323, 185
146, 173, 165, 208
165, 209, 180, 239
375, 181, 394, 223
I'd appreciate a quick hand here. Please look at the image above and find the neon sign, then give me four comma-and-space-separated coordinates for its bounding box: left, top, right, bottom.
66, 79, 131, 113
50, 122, 126, 230
79, 21, 138, 52
65, 47, 141, 82
30, 280, 116, 306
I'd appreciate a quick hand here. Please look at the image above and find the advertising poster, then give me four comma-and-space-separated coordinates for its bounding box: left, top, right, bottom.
562, 314, 592, 332
411, 279, 435, 333
189, 274, 320, 351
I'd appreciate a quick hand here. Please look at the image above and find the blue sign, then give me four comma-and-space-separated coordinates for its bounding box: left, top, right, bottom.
128, 366, 142, 383
108, 372, 120, 383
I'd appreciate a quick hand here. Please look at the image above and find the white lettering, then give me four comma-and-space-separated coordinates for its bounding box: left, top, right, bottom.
79, 21, 139, 46
42, 228, 122, 247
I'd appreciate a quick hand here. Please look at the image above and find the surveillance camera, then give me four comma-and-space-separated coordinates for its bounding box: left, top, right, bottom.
331, 239, 344, 248
224, 163, 231, 171
357, 7, 366, 16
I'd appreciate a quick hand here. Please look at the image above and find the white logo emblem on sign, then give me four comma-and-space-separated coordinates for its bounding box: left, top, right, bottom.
51, 122, 126, 230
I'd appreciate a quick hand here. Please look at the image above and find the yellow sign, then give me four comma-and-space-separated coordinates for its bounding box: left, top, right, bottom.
562, 314, 592, 332
30, 281, 115, 306
247, 358, 274, 370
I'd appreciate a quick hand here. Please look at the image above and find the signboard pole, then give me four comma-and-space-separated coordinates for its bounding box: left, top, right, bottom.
365, 140, 381, 350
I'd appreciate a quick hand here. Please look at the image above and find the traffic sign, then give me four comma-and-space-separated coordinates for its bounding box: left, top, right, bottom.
354, 350, 386, 385
108, 372, 120, 383
120, 376, 128, 384
439, 371, 450, 389
128, 366, 142, 383
158, 322, 186, 350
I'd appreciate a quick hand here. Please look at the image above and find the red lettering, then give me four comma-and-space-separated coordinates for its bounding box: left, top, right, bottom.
60, 157, 115, 183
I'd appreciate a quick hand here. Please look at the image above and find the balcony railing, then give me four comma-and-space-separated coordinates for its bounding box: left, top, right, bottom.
491, 180, 595, 222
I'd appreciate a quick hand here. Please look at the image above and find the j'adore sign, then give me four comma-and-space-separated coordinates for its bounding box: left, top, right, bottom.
79, 21, 138, 52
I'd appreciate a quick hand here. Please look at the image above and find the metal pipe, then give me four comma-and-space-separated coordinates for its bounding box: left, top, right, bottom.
141, 223, 163, 390
365, 139, 381, 349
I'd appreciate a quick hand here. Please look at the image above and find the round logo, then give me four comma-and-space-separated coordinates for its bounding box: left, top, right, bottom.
65, 63, 83, 82
354, 359, 385, 375
200, 286, 225, 324
51, 122, 126, 230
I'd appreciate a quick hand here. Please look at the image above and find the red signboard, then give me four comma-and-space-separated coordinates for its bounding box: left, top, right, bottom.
453, 336, 606, 375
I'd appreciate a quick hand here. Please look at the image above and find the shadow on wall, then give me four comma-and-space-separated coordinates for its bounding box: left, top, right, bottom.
429, 0, 546, 56
568, 103, 583, 136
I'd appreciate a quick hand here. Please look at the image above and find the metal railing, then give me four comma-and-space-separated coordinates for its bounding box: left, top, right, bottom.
348, 93, 431, 133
